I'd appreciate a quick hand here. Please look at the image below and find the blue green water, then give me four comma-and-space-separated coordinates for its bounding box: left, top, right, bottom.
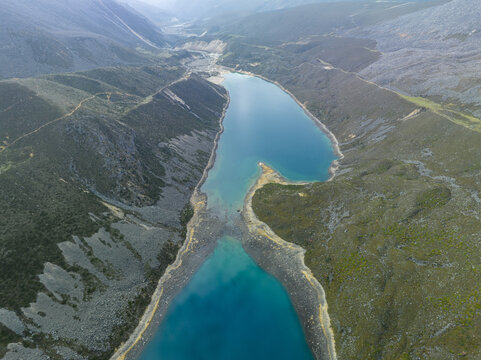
139, 73, 336, 360
203, 73, 335, 212
140, 237, 314, 360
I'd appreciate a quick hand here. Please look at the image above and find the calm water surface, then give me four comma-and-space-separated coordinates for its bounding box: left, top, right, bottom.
203, 74, 335, 212
139, 73, 336, 360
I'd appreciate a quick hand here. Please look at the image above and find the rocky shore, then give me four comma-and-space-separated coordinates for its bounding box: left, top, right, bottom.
112, 196, 228, 360
226, 68, 344, 180
111, 82, 231, 360
241, 163, 337, 360
112, 63, 341, 360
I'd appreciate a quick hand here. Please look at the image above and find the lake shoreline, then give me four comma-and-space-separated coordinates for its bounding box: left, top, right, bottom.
241, 163, 337, 360
110, 86, 231, 360
112, 65, 342, 360
222, 66, 341, 359
221, 67, 344, 180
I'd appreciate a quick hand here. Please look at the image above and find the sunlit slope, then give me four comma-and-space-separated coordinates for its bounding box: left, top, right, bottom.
399, 94, 481, 133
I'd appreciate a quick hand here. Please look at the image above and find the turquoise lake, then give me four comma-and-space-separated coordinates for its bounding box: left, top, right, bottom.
139, 73, 336, 359
203, 74, 335, 212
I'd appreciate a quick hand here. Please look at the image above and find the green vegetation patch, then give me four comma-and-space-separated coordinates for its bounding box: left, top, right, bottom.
0, 324, 22, 358
254, 168, 481, 358
0, 151, 109, 310
180, 203, 194, 238
0, 82, 63, 142
45, 74, 111, 95
415, 185, 451, 210
399, 94, 481, 133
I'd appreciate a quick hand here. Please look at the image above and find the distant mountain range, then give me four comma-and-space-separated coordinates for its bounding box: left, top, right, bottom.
124, 0, 378, 21
119, 0, 178, 27
0, 0, 168, 79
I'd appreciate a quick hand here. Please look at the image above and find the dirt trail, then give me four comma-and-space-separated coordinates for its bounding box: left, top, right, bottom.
0, 74, 191, 154
0, 94, 98, 154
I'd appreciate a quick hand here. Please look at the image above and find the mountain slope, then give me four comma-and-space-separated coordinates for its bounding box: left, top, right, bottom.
0, 0, 168, 79
0, 63, 228, 359
217, 1, 481, 358
120, 0, 177, 27
359, 0, 481, 118
210, 0, 450, 42
153, 0, 365, 20
157, 0, 445, 21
